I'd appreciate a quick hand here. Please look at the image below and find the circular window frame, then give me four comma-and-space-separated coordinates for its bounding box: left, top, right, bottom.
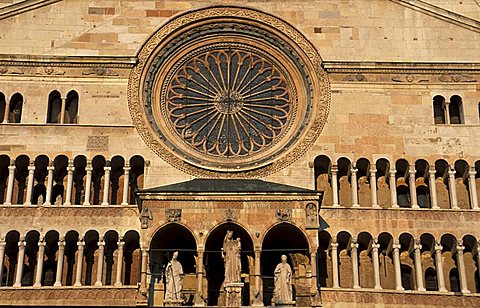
128, 6, 331, 178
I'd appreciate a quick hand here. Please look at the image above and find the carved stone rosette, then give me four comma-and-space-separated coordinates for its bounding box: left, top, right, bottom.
128, 5, 330, 178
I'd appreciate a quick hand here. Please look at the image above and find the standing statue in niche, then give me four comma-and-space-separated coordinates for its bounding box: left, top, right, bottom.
164, 251, 184, 305
273, 255, 294, 305
222, 230, 242, 284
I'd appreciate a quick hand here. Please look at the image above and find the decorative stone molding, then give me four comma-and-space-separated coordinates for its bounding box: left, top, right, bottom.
224, 209, 238, 222
276, 208, 292, 222
128, 5, 330, 178
305, 203, 318, 229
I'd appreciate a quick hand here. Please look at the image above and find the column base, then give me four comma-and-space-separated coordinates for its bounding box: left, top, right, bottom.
352, 204, 360, 208
54, 282, 62, 287
83, 202, 90, 206
33, 282, 41, 287
391, 204, 399, 208
374, 286, 382, 290
452, 206, 460, 210
353, 285, 361, 289
121, 202, 128, 206
95, 281, 103, 286
252, 291, 263, 307
439, 288, 448, 292
372, 204, 380, 209
63, 202, 71, 206
43, 202, 51, 206
193, 294, 206, 307
417, 287, 426, 291
224, 282, 244, 307
164, 299, 184, 306
332, 204, 340, 207
74, 282, 82, 287
396, 286, 404, 291
101, 202, 109, 206
273, 300, 295, 307
114, 281, 123, 286
24, 202, 32, 206
462, 289, 471, 294
12, 283, 21, 287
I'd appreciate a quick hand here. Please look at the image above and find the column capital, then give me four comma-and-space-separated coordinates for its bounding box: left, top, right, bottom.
77, 241, 85, 247
104, 166, 112, 171
8, 165, 15, 171
0, 240, 5, 248
350, 242, 359, 250
435, 244, 443, 251
389, 169, 396, 176
350, 167, 358, 173
331, 165, 338, 173
47, 166, 54, 171
98, 241, 106, 247
408, 166, 416, 175
392, 243, 401, 250
448, 168, 456, 176
18, 240, 26, 247
38, 241, 46, 247
117, 240, 125, 247
456, 245, 465, 253
58, 240, 65, 247
370, 168, 377, 174
123, 166, 131, 172
330, 242, 339, 249
429, 168, 436, 175
28, 165, 35, 172
372, 243, 380, 250
414, 243, 422, 250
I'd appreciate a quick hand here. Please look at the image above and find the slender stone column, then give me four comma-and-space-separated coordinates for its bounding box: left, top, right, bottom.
83, 161, 92, 206
477, 244, 480, 289
33, 240, 46, 287
370, 168, 379, 208
409, 166, 419, 208
3, 100, 9, 123
468, 168, 478, 210
372, 242, 382, 289
434, 244, 447, 292
24, 162, 35, 205
429, 168, 439, 209
413, 241, 425, 291
392, 243, 404, 291
13, 238, 26, 287
44, 162, 54, 206
331, 242, 340, 288
350, 242, 360, 288
121, 164, 130, 206
64, 160, 75, 206
4, 163, 15, 205
101, 163, 111, 206
310, 251, 318, 293
0, 239, 6, 283
448, 167, 459, 209
252, 247, 262, 306
59, 97, 66, 124
456, 243, 469, 293
331, 165, 340, 207
95, 239, 106, 286
389, 169, 399, 208
74, 240, 85, 286
351, 167, 359, 207
114, 239, 125, 286
139, 248, 149, 295
54, 239, 65, 286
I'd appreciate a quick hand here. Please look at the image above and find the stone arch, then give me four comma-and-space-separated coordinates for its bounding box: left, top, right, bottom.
317, 230, 331, 288
313, 155, 332, 206
440, 233, 458, 292
22, 230, 40, 286
0, 154, 10, 203
64, 230, 79, 286
52, 155, 68, 205
64, 90, 78, 124
399, 232, 415, 290
128, 155, 145, 204
420, 233, 437, 291
378, 232, 395, 290
433, 95, 446, 124
462, 234, 478, 293
123, 230, 141, 286
454, 159, 470, 210
415, 159, 430, 208
435, 159, 450, 209
357, 231, 373, 288
8, 93, 23, 123
337, 157, 352, 207
335, 231, 353, 289
262, 222, 309, 306
449, 95, 463, 124
72, 155, 87, 205
205, 222, 254, 306
32, 155, 49, 205
375, 158, 391, 208
356, 158, 371, 207
13, 154, 29, 205
395, 159, 410, 208
43, 230, 60, 286
4, 230, 20, 286
47, 90, 62, 123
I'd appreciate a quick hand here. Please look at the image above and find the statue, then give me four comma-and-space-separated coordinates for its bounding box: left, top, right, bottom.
273, 255, 293, 305
139, 206, 152, 229
222, 230, 241, 284
164, 251, 184, 305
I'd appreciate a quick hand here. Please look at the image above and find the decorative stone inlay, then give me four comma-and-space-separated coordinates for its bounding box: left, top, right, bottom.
86, 135, 109, 151
128, 6, 331, 177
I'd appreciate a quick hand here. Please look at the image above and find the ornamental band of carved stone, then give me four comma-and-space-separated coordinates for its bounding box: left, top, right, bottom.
276, 208, 292, 222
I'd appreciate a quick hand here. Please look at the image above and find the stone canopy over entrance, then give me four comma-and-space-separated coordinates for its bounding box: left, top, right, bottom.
135, 179, 322, 307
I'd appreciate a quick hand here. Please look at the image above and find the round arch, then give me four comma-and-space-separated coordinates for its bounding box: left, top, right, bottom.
204, 222, 254, 306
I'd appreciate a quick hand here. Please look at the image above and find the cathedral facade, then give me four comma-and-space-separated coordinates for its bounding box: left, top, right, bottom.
0, 0, 479, 307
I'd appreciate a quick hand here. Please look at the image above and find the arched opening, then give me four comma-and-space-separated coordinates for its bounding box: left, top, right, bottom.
462, 235, 478, 294
435, 160, 450, 209
150, 224, 197, 305
205, 223, 253, 306
110, 156, 125, 205
449, 95, 463, 124
262, 223, 309, 306
336, 231, 353, 289
72, 155, 87, 205
0, 155, 10, 203
399, 233, 416, 290
52, 155, 68, 205
0, 92, 5, 123
425, 267, 438, 291
356, 158, 371, 207
401, 264, 413, 290
337, 157, 352, 207
449, 268, 461, 292
22, 230, 40, 286
440, 234, 458, 292
420, 233, 437, 291
357, 232, 373, 288
395, 159, 410, 208
47, 90, 62, 123
83, 230, 99, 286
8, 93, 23, 123
415, 159, 430, 208
14, 155, 29, 204
43, 230, 60, 286
64, 230, 79, 286
4, 230, 20, 286
454, 160, 470, 209
32, 155, 49, 205
378, 232, 395, 290
64, 90, 78, 124
375, 158, 391, 208
433, 95, 446, 124
91, 156, 106, 205
123, 230, 141, 286
129, 155, 145, 204
103, 230, 119, 286
317, 231, 331, 287
313, 155, 332, 206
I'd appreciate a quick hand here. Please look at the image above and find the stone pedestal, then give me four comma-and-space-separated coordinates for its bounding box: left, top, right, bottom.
224, 282, 244, 307
273, 300, 296, 307
164, 299, 183, 306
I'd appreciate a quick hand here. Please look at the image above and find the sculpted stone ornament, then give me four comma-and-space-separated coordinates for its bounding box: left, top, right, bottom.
222, 230, 242, 284
164, 251, 184, 306
165, 209, 181, 222
139, 206, 153, 229
273, 255, 295, 306
276, 209, 292, 222
305, 203, 318, 229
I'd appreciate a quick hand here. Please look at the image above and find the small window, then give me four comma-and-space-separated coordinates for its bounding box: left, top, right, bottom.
47, 90, 62, 123
449, 95, 463, 124
65, 90, 78, 124
8, 93, 23, 123
433, 96, 446, 124
0, 93, 5, 123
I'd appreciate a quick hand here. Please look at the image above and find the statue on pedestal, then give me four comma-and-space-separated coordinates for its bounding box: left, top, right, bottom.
164, 251, 184, 306
222, 230, 241, 284
273, 255, 294, 305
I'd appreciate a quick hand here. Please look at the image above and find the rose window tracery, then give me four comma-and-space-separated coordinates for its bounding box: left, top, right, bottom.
164, 47, 293, 157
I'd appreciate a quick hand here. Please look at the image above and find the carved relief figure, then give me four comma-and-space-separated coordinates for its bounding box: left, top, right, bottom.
273, 255, 293, 305
164, 251, 184, 303
222, 230, 242, 284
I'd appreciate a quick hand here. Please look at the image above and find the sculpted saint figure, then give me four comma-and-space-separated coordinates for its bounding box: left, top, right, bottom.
165, 251, 184, 303
273, 255, 293, 304
222, 230, 242, 284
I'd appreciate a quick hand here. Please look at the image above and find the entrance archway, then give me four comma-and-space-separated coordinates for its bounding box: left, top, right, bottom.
149, 223, 197, 305
261, 223, 310, 306
204, 223, 254, 306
